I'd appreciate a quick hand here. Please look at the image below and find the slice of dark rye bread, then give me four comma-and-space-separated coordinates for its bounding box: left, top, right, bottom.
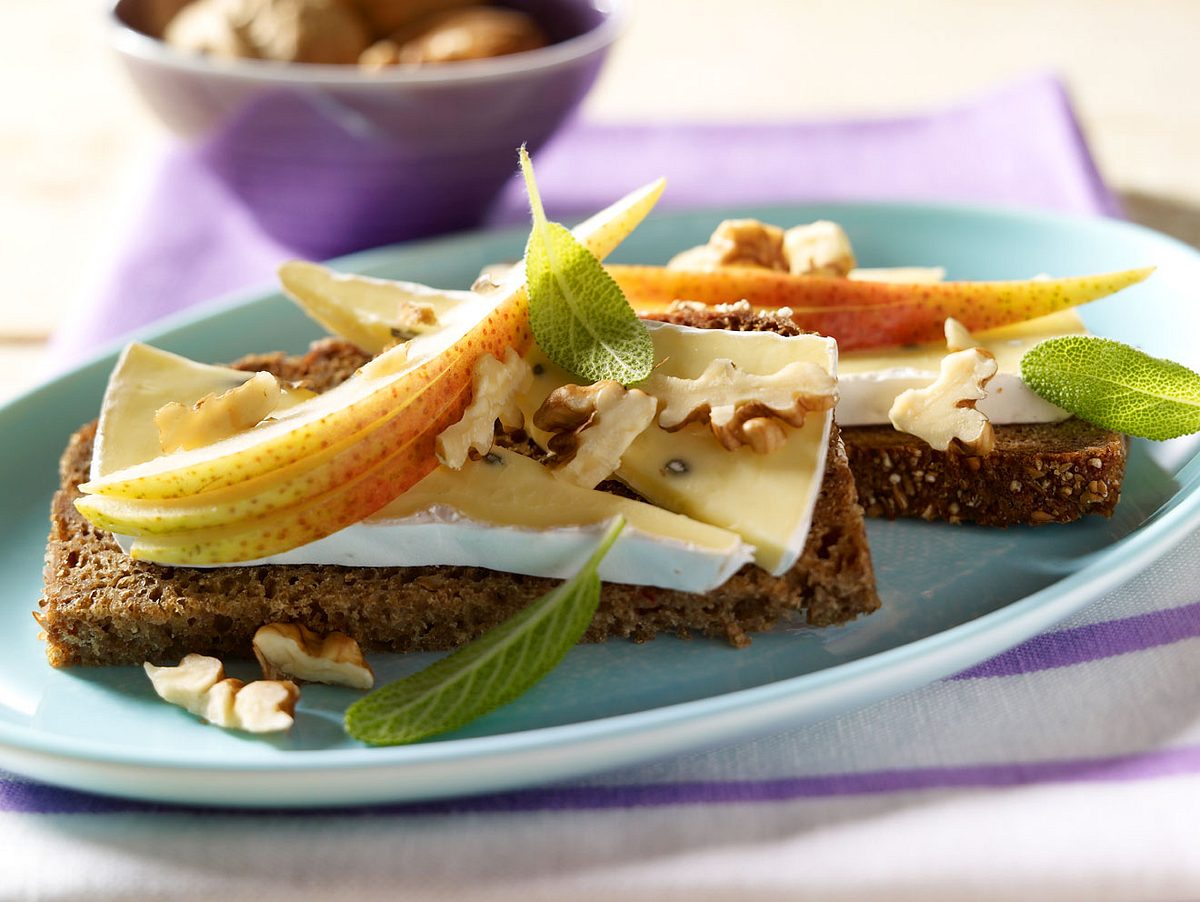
38, 338, 879, 668
647, 304, 1128, 527
840, 421, 1125, 525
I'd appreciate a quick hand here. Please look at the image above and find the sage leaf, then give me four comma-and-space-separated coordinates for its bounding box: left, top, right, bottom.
1021, 336, 1200, 440
344, 517, 625, 746
520, 147, 653, 385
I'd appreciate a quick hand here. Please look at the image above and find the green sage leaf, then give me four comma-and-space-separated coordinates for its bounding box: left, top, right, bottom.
520, 147, 653, 385
1021, 336, 1200, 440
344, 517, 625, 746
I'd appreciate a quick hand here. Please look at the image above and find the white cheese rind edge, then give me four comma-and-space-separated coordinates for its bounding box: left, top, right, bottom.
836, 369, 1069, 427
773, 383, 834, 576
115, 515, 756, 594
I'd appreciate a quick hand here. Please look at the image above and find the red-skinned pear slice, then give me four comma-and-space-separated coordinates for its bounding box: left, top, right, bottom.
278, 262, 479, 354
609, 265, 1153, 351
81, 178, 663, 504
76, 178, 665, 561
81, 326, 488, 501
75, 341, 476, 536
124, 384, 471, 564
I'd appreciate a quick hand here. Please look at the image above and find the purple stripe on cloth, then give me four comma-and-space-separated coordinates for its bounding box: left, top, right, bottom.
6, 743, 1200, 816
953, 600, 1200, 680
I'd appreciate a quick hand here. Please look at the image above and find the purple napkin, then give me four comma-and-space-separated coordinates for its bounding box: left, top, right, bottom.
52, 73, 1117, 358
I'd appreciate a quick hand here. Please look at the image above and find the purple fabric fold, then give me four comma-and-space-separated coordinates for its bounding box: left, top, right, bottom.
51, 72, 1116, 358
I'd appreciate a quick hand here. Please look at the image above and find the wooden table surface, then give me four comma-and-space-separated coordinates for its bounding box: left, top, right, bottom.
4, 0, 1199, 403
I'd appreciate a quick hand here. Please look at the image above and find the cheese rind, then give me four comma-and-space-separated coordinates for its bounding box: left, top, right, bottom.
116, 448, 753, 592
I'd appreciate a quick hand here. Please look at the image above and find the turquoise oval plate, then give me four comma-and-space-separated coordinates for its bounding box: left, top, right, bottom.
2, 203, 1199, 808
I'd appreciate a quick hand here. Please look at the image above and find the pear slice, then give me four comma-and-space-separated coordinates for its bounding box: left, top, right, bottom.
278, 262, 478, 354
608, 264, 1153, 351
83, 178, 664, 503
78, 177, 666, 562
78, 338, 479, 536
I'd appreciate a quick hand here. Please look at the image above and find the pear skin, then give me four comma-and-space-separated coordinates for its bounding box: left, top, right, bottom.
76, 177, 666, 559
609, 265, 1153, 351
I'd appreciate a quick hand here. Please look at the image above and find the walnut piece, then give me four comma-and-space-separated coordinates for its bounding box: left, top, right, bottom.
144, 654, 300, 733
668, 219, 789, 272
666, 218, 858, 277
944, 317, 979, 352
155, 371, 306, 452
361, 7, 547, 69
533, 381, 657, 488
888, 347, 998, 456
355, 0, 480, 39
143, 653, 225, 717
642, 359, 837, 453
204, 678, 301, 734
165, 0, 371, 64
253, 623, 374, 690
782, 221, 857, 277
436, 348, 532, 469
389, 301, 439, 341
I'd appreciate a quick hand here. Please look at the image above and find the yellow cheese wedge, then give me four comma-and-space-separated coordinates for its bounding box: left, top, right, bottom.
92, 344, 311, 479
374, 447, 748, 558
517, 322, 837, 575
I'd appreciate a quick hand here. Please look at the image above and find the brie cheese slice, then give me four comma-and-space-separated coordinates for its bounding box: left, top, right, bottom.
837, 310, 1085, 426
518, 321, 838, 576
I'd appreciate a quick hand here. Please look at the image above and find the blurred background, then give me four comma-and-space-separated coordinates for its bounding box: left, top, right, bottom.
3, 0, 1199, 404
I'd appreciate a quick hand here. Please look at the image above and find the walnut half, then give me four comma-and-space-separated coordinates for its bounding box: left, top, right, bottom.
666, 218, 857, 277
642, 358, 837, 453
533, 381, 657, 488
782, 221, 857, 277
360, 7, 548, 68
253, 623, 374, 690
888, 347, 998, 456
668, 219, 788, 272
436, 348, 532, 469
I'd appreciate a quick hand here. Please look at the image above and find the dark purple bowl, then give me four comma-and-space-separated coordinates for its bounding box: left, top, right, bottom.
109, 0, 626, 257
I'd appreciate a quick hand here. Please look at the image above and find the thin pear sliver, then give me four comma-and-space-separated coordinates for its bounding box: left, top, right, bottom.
609, 265, 1154, 351
76, 176, 666, 558
128, 420, 444, 564
127, 332, 532, 563
84, 298, 528, 538
80, 178, 663, 504
279, 261, 479, 355
80, 331, 469, 501
75, 340, 481, 536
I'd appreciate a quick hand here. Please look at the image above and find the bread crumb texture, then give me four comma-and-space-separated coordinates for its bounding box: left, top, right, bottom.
842, 419, 1125, 525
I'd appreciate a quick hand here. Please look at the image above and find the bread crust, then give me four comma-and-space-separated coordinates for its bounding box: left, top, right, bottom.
646, 302, 1127, 527
38, 339, 879, 667
840, 420, 1126, 525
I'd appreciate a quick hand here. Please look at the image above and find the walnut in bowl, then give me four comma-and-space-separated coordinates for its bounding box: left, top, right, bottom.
107, 0, 625, 256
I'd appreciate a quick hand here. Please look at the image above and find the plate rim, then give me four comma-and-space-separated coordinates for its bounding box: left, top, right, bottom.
3, 200, 1199, 794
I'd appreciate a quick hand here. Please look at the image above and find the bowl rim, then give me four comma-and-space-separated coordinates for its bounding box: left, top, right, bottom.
108, 0, 629, 87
